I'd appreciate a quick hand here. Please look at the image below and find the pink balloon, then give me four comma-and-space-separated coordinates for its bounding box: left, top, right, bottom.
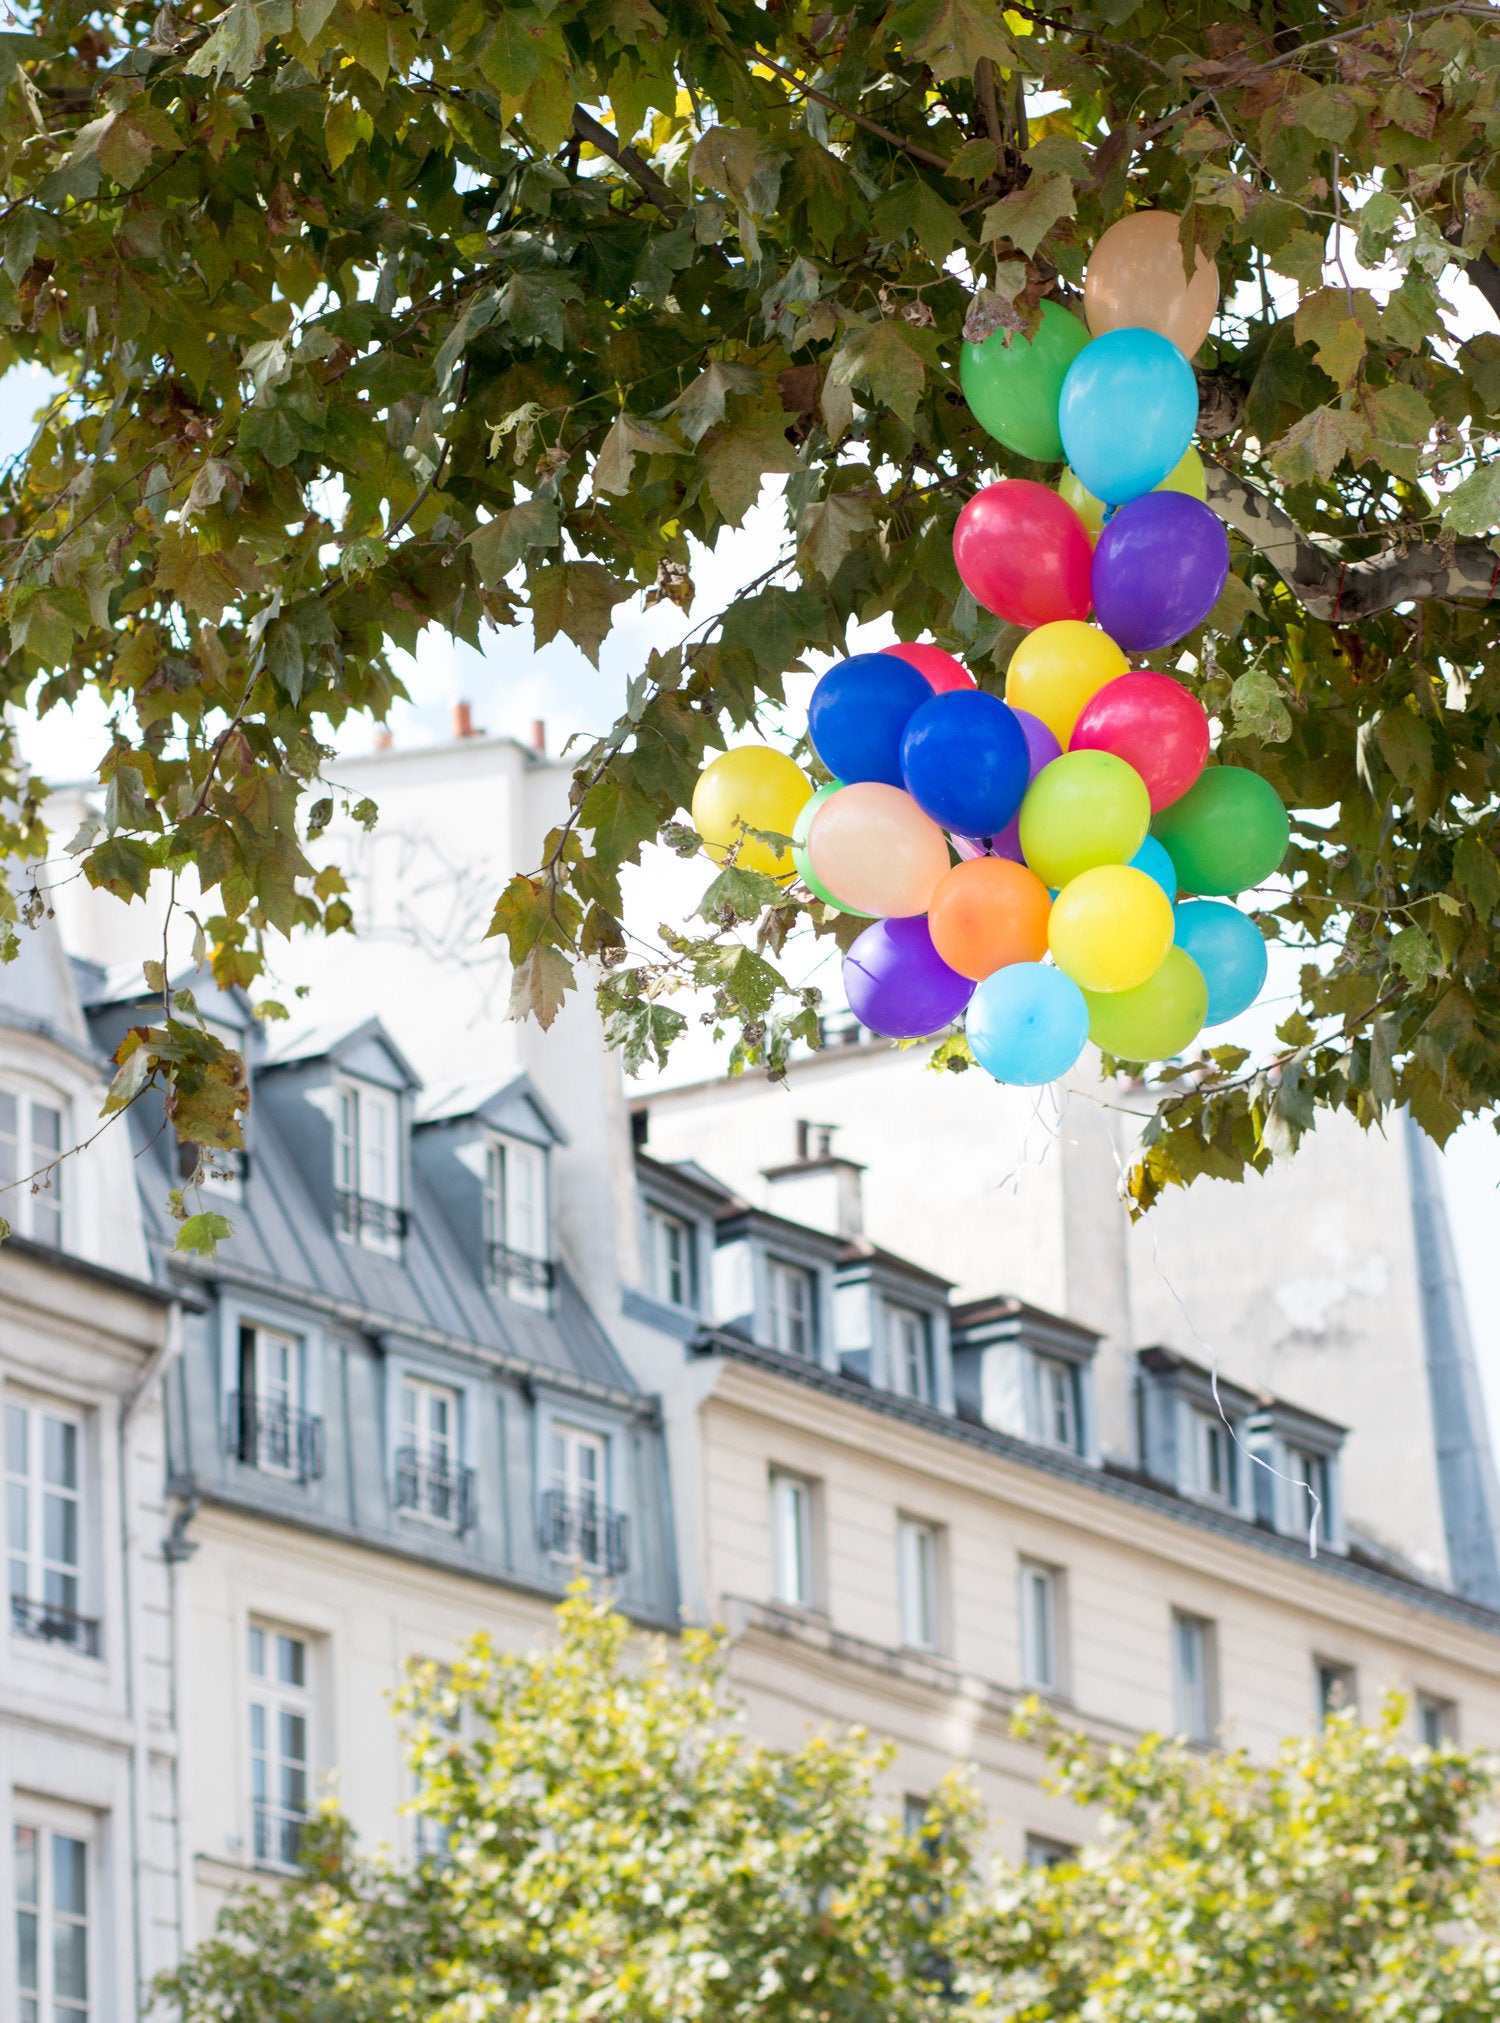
953, 481, 1093, 630
1069, 672, 1210, 812
884, 642, 976, 693
807, 783, 951, 918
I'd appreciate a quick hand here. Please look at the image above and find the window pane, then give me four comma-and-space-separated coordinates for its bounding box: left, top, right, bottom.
42, 1417, 77, 1492
278, 1634, 306, 1688
5, 1401, 26, 1477
250, 1702, 266, 1755
248, 1624, 265, 1677
44, 1491, 78, 1569
53, 1834, 86, 1917
32, 1104, 61, 1155
9, 1480, 28, 1555
15, 1822, 38, 1905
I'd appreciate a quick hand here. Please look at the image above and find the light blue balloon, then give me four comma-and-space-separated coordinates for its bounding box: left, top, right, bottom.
1059, 329, 1199, 505
1131, 834, 1179, 901
1173, 900, 1268, 1025
966, 963, 1089, 1086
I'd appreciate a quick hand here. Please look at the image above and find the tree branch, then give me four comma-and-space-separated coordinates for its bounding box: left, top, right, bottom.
1203, 461, 1500, 623
570, 105, 682, 216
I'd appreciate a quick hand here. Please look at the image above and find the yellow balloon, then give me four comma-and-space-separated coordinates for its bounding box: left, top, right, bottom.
1006, 622, 1128, 744
1059, 447, 1207, 544
691, 747, 812, 880
1049, 864, 1174, 994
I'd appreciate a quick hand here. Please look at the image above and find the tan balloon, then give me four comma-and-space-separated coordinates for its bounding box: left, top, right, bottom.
1085, 210, 1219, 359
807, 783, 951, 918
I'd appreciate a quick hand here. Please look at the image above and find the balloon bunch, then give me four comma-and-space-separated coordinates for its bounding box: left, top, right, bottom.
689, 210, 1291, 1087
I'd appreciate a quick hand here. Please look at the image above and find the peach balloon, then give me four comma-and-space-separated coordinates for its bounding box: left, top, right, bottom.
806, 783, 951, 918
928, 857, 1052, 980
1085, 211, 1219, 360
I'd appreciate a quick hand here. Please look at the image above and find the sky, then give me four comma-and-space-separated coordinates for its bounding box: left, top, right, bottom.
6, 246, 1500, 1455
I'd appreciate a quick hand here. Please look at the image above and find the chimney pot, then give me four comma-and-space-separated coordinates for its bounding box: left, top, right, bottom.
531, 718, 547, 753
453, 700, 481, 740
375, 727, 394, 752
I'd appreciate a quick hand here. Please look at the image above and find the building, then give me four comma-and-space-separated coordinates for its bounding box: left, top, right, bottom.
0, 920, 185, 2023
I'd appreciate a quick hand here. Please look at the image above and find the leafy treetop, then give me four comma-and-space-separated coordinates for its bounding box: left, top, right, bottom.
4, 0, 1500, 1211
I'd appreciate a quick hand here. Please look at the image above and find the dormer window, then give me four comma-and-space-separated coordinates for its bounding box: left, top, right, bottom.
0, 1089, 64, 1248
1189, 1409, 1235, 1505
334, 1080, 403, 1256
767, 1258, 815, 1359
645, 1204, 695, 1310
1289, 1446, 1330, 1533
483, 1137, 551, 1309
888, 1304, 934, 1404
1034, 1355, 1079, 1452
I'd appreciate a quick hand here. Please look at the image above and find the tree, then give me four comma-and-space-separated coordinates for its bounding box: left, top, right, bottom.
155, 1589, 975, 2021
4, 1, 1500, 1214
953, 1700, 1500, 2021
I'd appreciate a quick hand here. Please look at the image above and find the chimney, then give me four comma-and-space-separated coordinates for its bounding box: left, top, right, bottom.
374, 727, 394, 752
763, 1121, 865, 1238
452, 700, 483, 740
530, 718, 547, 754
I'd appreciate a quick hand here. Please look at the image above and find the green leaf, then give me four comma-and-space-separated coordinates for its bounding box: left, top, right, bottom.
981, 174, 1076, 257
469, 499, 560, 584
1375, 706, 1433, 785
529, 563, 634, 664
1441, 461, 1500, 537
696, 864, 788, 923
894, 0, 1018, 80
593, 413, 683, 496
1294, 289, 1367, 391
1228, 669, 1292, 743
798, 493, 876, 580
698, 416, 802, 525
1267, 405, 1370, 485
1388, 924, 1442, 984
175, 1210, 235, 1255
665, 362, 759, 445
507, 942, 574, 1029
827, 322, 929, 428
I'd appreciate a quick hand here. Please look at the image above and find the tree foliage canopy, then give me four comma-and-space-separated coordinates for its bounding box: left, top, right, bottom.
157, 1591, 1500, 2021
5, 0, 1500, 1204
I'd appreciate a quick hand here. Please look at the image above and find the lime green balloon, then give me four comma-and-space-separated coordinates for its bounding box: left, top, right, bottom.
1018, 751, 1151, 890
1085, 947, 1208, 1060
1151, 766, 1289, 896
1059, 445, 1207, 540
961, 302, 1090, 463
793, 783, 874, 916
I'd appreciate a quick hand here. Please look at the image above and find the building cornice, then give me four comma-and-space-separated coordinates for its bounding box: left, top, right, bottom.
696, 1331, 1500, 1644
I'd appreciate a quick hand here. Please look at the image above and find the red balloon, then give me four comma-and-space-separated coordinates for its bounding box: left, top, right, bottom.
1069, 671, 1210, 811
884, 642, 976, 693
953, 481, 1093, 630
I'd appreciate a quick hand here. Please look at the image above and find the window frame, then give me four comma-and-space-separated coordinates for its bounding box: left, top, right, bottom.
1172, 1609, 1219, 1744
769, 1470, 817, 1610
545, 1422, 613, 1570
484, 1136, 551, 1309
887, 1304, 935, 1405
397, 1373, 467, 1530
767, 1257, 816, 1360
644, 1202, 696, 1311
15, 1813, 91, 2023
1032, 1354, 1080, 1453
5, 1395, 91, 1655
333, 1076, 403, 1257
1417, 1691, 1458, 1748
1189, 1407, 1236, 1505
1316, 1657, 1358, 1726
897, 1516, 942, 1652
1019, 1559, 1062, 1694
0, 1082, 66, 1249
247, 1618, 316, 1873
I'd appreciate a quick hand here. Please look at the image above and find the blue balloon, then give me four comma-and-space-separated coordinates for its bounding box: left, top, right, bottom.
808, 653, 931, 787
965, 963, 1089, 1087
901, 691, 1030, 839
1058, 329, 1199, 505
1131, 835, 1179, 901
1173, 900, 1268, 1025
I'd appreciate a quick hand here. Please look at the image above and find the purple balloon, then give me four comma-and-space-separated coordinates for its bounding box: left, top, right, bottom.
843, 917, 974, 1039
963, 707, 1060, 862
1092, 492, 1230, 654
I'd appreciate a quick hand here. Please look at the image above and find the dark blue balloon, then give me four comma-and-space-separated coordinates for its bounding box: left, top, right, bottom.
900, 690, 1030, 839
1173, 899, 1268, 1025
808, 653, 931, 787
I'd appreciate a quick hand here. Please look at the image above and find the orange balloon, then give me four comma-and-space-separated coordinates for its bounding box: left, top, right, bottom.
928, 857, 1052, 980
1085, 211, 1219, 360
806, 783, 951, 918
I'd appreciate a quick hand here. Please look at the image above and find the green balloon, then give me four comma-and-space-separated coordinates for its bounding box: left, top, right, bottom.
792, 783, 874, 916
1152, 766, 1290, 896
1018, 751, 1150, 890
1085, 947, 1208, 1061
960, 302, 1091, 463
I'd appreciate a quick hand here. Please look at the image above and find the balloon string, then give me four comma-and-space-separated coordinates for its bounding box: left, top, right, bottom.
1064, 1088, 1323, 1559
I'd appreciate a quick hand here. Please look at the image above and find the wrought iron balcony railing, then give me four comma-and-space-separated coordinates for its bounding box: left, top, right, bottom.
225, 1391, 326, 1482
539, 1489, 629, 1575
334, 1190, 408, 1243
394, 1446, 477, 1530
10, 1593, 100, 1657
486, 1241, 555, 1295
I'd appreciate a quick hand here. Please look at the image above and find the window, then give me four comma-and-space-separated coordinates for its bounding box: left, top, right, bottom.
1034, 1356, 1078, 1451
770, 1472, 815, 1608
484, 1138, 550, 1309
6, 1401, 93, 1655
542, 1424, 624, 1572
1025, 1832, 1077, 1870
396, 1376, 472, 1528
1019, 1561, 1061, 1693
16, 1821, 88, 2023
767, 1259, 815, 1359
645, 1204, 695, 1310
1191, 1409, 1234, 1504
889, 1305, 934, 1403
0, 1089, 64, 1248
249, 1622, 313, 1869
229, 1325, 321, 1480
1316, 1659, 1358, 1725
408, 1665, 460, 1864
903, 1792, 931, 1839
334, 1079, 402, 1254
1417, 1692, 1458, 1748
898, 1518, 941, 1651
1288, 1447, 1330, 1536
1172, 1611, 1218, 1743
